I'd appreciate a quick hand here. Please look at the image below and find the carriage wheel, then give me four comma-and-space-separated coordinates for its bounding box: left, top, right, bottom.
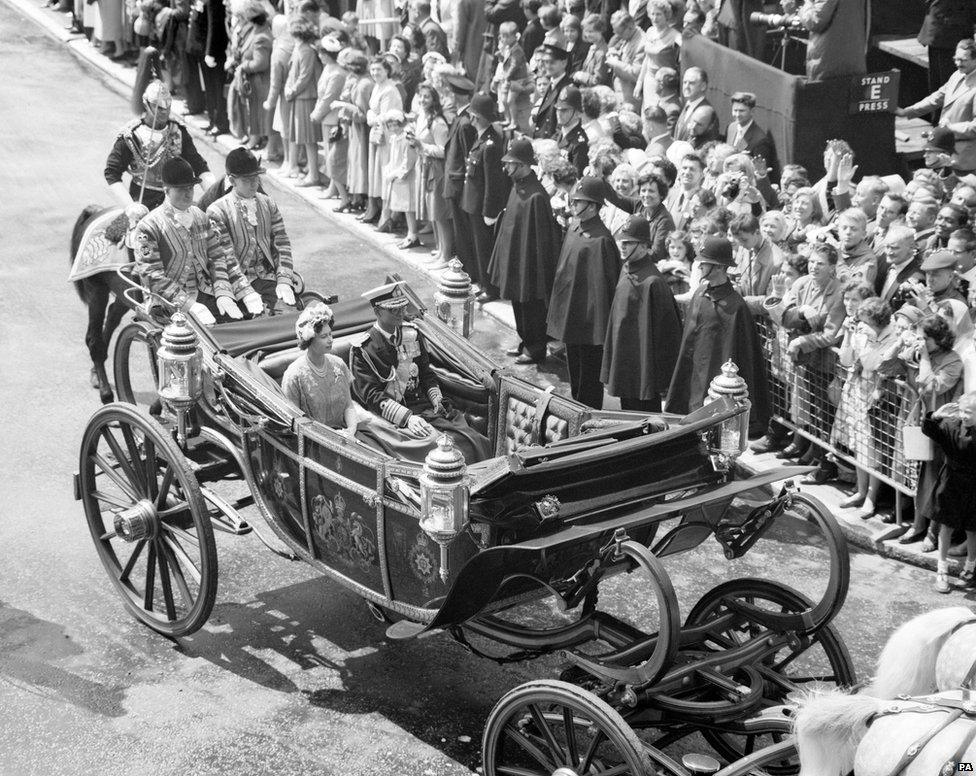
79, 403, 217, 637
113, 321, 159, 408
483, 679, 652, 776
682, 578, 855, 773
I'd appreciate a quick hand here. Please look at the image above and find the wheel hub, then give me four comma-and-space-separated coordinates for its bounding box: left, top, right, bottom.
114, 500, 158, 542
552, 769, 579, 776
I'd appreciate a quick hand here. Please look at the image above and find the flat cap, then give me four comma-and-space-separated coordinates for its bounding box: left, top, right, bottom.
920, 249, 957, 271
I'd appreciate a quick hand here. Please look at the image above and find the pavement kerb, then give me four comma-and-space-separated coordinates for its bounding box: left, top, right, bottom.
16, 0, 948, 580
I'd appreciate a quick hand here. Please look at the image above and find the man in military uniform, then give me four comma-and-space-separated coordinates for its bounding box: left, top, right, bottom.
554, 85, 589, 177
105, 80, 214, 215
546, 176, 621, 409
442, 74, 478, 286
134, 158, 261, 325
207, 148, 297, 312
532, 44, 571, 139
461, 93, 512, 304
351, 282, 491, 463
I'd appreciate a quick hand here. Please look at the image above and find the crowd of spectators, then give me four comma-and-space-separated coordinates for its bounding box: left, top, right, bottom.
62, 0, 976, 587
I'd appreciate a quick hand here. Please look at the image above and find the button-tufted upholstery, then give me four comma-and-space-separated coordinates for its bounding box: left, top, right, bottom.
496, 376, 588, 457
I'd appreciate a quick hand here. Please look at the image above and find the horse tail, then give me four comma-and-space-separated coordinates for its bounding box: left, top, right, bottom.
794, 691, 880, 776
866, 606, 975, 699
71, 204, 107, 303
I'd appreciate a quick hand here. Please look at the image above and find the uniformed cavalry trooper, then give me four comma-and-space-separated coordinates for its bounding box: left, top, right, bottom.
488, 137, 563, 364
104, 80, 214, 216
206, 147, 297, 312
441, 74, 478, 286
546, 176, 621, 409
554, 85, 589, 177
350, 282, 491, 464
134, 158, 262, 326
533, 44, 572, 139
460, 93, 512, 304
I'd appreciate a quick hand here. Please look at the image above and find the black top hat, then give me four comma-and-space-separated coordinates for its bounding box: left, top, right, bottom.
469, 93, 499, 122
501, 137, 535, 165
161, 157, 201, 187
226, 147, 267, 177
698, 236, 735, 267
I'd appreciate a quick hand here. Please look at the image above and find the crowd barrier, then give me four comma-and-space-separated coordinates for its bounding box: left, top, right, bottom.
755, 318, 922, 508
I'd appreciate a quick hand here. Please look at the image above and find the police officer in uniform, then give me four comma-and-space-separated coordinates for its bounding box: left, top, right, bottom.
207, 147, 297, 312
461, 93, 512, 303
555, 85, 589, 177
134, 158, 261, 325
533, 44, 572, 139
105, 80, 214, 216
350, 282, 491, 463
441, 74, 479, 285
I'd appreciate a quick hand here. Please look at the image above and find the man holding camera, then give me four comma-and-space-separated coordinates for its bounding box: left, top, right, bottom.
779, 0, 867, 81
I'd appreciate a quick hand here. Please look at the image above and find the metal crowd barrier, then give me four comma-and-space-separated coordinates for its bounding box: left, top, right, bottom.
755, 318, 921, 508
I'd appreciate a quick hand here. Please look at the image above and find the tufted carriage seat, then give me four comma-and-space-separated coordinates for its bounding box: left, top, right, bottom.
495, 375, 589, 457
254, 335, 361, 384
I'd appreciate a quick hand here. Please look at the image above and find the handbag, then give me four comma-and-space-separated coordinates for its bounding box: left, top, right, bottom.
902, 395, 934, 462
329, 125, 344, 143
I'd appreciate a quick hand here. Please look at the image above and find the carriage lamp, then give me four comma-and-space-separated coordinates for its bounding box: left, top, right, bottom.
706, 360, 751, 468
434, 259, 476, 338
419, 436, 470, 583
156, 311, 203, 447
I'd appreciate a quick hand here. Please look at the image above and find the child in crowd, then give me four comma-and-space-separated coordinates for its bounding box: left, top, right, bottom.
491, 21, 533, 132
660, 230, 694, 295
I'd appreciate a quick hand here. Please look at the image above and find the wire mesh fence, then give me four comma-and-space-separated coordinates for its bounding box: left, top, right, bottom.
756, 318, 921, 497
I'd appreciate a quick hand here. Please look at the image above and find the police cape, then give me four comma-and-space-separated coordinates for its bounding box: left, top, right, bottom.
488, 171, 562, 302
600, 254, 682, 400
665, 281, 771, 431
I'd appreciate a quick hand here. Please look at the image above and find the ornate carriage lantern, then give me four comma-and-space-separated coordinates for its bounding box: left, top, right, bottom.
705, 360, 751, 468
433, 259, 476, 338
156, 311, 203, 446
419, 435, 470, 582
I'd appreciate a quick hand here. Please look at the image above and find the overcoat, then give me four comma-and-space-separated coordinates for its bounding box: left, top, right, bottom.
488, 171, 562, 302
442, 106, 477, 201
921, 412, 976, 532
797, 0, 867, 81
460, 126, 511, 218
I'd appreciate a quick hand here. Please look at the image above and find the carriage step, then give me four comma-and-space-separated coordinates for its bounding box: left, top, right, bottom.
386, 619, 432, 640
681, 753, 721, 774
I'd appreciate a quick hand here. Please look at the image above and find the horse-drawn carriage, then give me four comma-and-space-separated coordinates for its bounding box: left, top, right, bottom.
75, 275, 855, 775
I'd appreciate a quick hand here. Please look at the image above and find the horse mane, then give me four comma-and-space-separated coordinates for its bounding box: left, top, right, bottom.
70, 204, 109, 303
866, 607, 975, 699
794, 690, 881, 776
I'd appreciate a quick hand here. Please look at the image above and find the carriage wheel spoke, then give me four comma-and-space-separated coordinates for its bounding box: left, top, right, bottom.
160, 534, 202, 584
143, 542, 157, 612
159, 540, 193, 606
503, 723, 556, 771
92, 453, 139, 501
156, 542, 177, 621
101, 427, 145, 496
119, 422, 148, 494
743, 734, 756, 755
159, 521, 199, 548
143, 438, 158, 500
528, 704, 567, 765
155, 465, 174, 509
157, 501, 191, 520
120, 539, 147, 583
92, 489, 132, 510
563, 707, 579, 767
592, 764, 630, 776
579, 729, 606, 772
496, 767, 547, 776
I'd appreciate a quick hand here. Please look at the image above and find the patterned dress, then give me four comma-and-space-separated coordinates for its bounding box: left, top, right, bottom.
282, 353, 355, 429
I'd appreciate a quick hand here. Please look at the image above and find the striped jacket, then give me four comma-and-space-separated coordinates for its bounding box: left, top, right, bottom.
207, 192, 293, 286
134, 203, 253, 308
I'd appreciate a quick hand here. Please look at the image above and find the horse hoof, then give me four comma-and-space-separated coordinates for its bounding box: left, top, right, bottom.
100, 390, 114, 404
90, 368, 101, 389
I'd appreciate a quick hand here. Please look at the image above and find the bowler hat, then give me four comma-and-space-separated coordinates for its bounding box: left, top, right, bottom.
161, 157, 201, 187
618, 215, 650, 243
697, 236, 735, 267
920, 249, 957, 271
469, 93, 499, 122
226, 146, 266, 176
570, 176, 605, 206
501, 137, 535, 165
924, 126, 956, 155
556, 85, 582, 112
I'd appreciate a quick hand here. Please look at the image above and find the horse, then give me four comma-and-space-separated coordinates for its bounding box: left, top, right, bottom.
70, 204, 136, 404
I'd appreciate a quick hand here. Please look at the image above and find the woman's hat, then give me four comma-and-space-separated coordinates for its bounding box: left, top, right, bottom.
295, 301, 335, 344
225, 146, 266, 176
697, 236, 735, 267
161, 157, 201, 187
893, 305, 923, 326
321, 34, 344, 53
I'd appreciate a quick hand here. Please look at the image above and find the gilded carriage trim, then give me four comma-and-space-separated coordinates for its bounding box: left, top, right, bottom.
383, 498, 422, 520
297, 431, 316, 557
259, 429, 379, 501
376, 466, 394, 599
296, 417, 390, 468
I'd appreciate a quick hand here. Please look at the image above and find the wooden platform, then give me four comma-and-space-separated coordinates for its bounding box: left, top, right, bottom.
874, 35, 928, 69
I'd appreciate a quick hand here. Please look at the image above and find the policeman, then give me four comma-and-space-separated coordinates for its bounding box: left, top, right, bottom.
554, 85, 589, 177
460, 93, 512, 304
207, 147, 297, 312
134, 158, 262, 325
104, 80, 214, 217
532, 44, 572, 139
350, 282, 491, 463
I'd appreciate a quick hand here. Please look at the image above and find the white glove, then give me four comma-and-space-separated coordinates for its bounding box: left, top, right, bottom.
189, 302, 216, 326
276, 283, 296, 306
216, 296, 244, 320
406, 415, 434, 438
204, 55, 217, 68
125, 202, 149, 224
242, 292, 264, 315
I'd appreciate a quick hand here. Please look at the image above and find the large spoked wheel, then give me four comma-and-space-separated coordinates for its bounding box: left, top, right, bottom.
79, 403, 217, 637
483, 680, 652, 776
113, 321, 159, 408
683, 578, 855, 772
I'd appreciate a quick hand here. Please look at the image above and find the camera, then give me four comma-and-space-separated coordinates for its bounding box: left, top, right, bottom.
749, 12, 804, 31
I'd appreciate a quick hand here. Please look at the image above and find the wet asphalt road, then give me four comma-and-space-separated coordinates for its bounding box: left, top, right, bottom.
0, 4, 971, 773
